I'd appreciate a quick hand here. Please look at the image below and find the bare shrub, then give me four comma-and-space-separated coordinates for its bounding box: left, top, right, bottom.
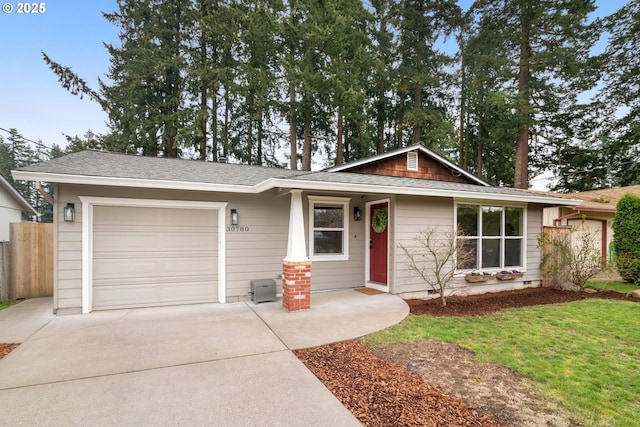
399, 227, 474, 306
539, 222, 603, 289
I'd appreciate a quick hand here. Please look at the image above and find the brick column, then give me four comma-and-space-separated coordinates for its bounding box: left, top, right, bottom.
282, 260, 311, 312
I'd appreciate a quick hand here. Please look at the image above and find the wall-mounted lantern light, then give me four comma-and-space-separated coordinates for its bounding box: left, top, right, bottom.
353, 206, 361, 221
64, 203, 75, 222
230, 208, 239, 226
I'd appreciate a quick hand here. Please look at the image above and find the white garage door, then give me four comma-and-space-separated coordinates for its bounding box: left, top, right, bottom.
92, 205, 218, 310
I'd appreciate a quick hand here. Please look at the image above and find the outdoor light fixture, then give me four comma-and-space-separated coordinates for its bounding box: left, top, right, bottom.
64, 203, 75, 222
230, 208, 239, 226
353, 206, 361, 221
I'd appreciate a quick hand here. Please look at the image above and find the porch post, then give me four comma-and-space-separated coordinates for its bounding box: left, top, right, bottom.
283, 189, 311, 311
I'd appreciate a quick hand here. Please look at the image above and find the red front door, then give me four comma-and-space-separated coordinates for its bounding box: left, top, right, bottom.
369, 203, 388, 285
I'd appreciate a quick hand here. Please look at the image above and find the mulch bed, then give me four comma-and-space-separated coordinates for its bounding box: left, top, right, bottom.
296, 286, 637, 426
295, 340, 507, 427
406, 286, 636, 316
0, 343, 19, 360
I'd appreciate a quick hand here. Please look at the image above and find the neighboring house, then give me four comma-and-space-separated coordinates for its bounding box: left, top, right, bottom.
0, 175, 39, 241
13, 145, 578, 314
543, 185, 640, 264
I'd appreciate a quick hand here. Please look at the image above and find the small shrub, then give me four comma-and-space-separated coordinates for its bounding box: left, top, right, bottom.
539, 223, 603, 289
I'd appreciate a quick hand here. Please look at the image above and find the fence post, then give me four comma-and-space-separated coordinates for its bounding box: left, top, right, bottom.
0, 241, 9, 302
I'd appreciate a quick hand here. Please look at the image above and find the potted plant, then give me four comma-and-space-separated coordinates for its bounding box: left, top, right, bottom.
495, 269, 524, 280
464, 271, 494, 283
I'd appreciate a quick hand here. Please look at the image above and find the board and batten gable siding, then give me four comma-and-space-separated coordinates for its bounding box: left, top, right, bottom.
302, 191, 366, 291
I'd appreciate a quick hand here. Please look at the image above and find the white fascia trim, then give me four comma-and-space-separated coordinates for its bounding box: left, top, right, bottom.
78, 196, 228, 313
267, 178, 582, 206
12, 171, 255, 194
14, 171, 581, 207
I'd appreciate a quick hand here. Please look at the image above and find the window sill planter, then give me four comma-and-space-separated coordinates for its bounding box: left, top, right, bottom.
464, 273, 494, 283
496, 271, 524, 281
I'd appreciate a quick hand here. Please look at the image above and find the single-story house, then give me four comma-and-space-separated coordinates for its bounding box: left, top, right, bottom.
0, 175, 39, 241
543, 185, 640, 264
12, 144, 579, 314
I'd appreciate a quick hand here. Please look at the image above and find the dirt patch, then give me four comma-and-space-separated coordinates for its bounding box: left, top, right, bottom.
297, 287, 633, 426
0, 343, 19, 360
374, 341, 577, 427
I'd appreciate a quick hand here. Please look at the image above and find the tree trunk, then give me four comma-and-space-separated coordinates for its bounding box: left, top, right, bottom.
411, 50, 423, 145
302, 101, 312, 171
515, 3, 532, 189
336, 107, 344, 165
477, 112, 484, 178
257, 108, 263, 166
289, 85, 298, 170
200, 84, 207, 161
212, 86, 218, 161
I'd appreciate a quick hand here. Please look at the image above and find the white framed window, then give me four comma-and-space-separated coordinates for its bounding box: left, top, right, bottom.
308, 196, 350, 261
455, 202, 526, 270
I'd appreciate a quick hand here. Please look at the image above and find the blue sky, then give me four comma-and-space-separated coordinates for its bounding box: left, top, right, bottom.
0, 0, 628, 165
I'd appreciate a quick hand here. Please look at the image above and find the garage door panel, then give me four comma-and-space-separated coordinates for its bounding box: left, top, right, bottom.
92, 205, 218, 310
94, 205, 216, 226
93, 255, 217, 280
93, 281, 216, 309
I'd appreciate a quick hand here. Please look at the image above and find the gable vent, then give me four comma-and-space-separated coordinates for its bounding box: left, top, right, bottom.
407, 151, 418, 171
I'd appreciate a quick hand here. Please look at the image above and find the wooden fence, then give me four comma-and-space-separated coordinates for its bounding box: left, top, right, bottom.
8, 223, 53, 299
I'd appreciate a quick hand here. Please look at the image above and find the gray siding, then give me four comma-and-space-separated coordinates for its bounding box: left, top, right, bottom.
393, 195, 454, 295
224, 193, 289, 300
56, 184, 293, 310
303, 191, 366, 291
393, 198, 544, 299
54, 184, 367, 311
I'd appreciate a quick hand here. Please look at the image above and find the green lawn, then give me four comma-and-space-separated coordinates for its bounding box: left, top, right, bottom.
587, 280, 639, 293
0, 300, 21, 311
367, 299, 639, 427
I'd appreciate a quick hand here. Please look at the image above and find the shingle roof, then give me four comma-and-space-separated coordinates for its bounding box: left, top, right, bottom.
563, 185, 640, 211
17, 150, 306, 186
14, 150, 579, 206
291, 171, 537, 199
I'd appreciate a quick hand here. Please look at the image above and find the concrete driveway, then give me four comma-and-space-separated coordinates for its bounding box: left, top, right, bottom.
0, 290, 409, 426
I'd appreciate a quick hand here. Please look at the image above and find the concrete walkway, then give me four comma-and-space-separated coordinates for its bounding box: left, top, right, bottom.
0, 290, 408, 426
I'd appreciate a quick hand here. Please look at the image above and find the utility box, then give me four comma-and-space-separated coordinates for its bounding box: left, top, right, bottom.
251, 279, 277, 303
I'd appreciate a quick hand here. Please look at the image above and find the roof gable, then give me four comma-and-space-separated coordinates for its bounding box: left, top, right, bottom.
0, 175, 38, 216
327, 144, 489, 186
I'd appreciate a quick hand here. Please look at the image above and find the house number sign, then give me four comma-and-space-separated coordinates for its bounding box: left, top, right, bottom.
226, 226, 250, 232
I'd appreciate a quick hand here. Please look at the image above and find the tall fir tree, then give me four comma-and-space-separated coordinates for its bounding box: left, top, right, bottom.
469, 0, 598, 188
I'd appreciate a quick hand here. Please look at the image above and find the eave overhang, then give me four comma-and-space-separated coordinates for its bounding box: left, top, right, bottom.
13, 169, 582, 207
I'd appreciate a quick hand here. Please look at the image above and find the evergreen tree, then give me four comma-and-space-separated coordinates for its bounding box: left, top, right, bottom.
394, 0, 461, 149
598, 0, 640, 187
469, 0, 598, 188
